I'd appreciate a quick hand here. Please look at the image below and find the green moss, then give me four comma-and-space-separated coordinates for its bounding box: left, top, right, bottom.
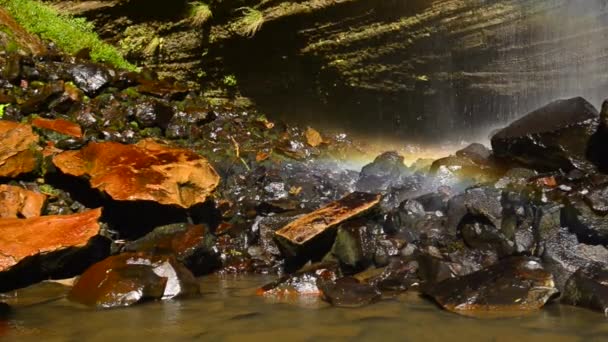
39, 184, 60, 197
223, 74, 238, 87
190, 2, 213, 27
0, 0, 137, 71
0, 104, 8, 118
235, 7, 264, 37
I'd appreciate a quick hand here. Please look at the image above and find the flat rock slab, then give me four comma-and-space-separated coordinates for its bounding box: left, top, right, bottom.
0, 121, 39, 178
275, 192, 381, 257
0, 185, 46, 218
32, 118, 83, 138
68, 252, 199, 308
52, 139, 220, 208
0, 208, 102, 272
424, 257, 558, 317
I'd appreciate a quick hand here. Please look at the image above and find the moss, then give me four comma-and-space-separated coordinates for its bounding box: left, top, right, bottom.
223, 74, 238, 87
39, 184, 60, 197
0, 0, 137, 71
190, 2, 213, 27
0, 104, 8, 118
235, 7, 264, 37
118, 25, 157, 58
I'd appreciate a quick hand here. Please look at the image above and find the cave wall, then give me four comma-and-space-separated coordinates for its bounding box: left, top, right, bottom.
50, 0, 608, 142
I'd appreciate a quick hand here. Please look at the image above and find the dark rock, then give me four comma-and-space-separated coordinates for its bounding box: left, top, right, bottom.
455, 143, 492, 165
414, 191, 450, 213
1, 53, 21, 83
562, 263, 608, 315
424, 257, 558, 317
459, 215, 514, 256
562, 197, 608, 245
491, 97, 598, 172
20, 81, 64, 114
317, 276, 381, 308
133, 99, 174, 129
68, 252, 199, 308
327, 219, 375, 272
122, 223, 220, 276
370, 258, 419, 292
541, 226, 608, 291
584, 185, 608, 214
67, 63, 113, 95
257, 262, 339, 299
430, 144, 501, 183
356, 152, 410, 193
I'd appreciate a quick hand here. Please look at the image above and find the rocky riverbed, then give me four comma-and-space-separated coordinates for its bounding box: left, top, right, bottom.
2, 5, 608, 336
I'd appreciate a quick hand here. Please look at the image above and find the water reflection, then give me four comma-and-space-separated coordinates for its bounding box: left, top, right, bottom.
2, 275, 608, 341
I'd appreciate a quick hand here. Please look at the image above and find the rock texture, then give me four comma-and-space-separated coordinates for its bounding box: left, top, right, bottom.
51, 0, 608, 140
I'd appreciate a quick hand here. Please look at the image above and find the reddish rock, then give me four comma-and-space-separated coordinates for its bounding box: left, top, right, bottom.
275, 192, 381, 257
0, 121, 40, 178
122, 223, 220, 275
68, 252, 200, 308
0, 208, 102, 272
0, 8, 47, 55
0, 184, 46, 218
32, 118, 83, 138
52, 139, 220, 208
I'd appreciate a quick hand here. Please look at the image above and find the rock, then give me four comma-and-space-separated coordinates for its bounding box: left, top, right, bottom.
430, 144, 501, 182
424, 257, 558, 317
356, 152, 410, 193
0, 184, 46, 218
133, 99, 174, 129
274, 192, 381, 259
0, 8, 47, 56
367, 258, 419, 292
541, 226, 608, 291
257, 263, 339, 300
67, 63, 113, 95
326, 219, 375, 272
20, 81, 65, 115
447, 186, 503, 234
31, 118, 83, 139
305, 127, 323, 147
122, 223, 220, 276
68, 252, 199, 308
562, 197, 608, 245
0, 209, 106, 292
0, 121, 40, 178
317, 276, 381, 308
455, 143, 492, 165
561, 263, 608, 315
584, 185, 608, 214
52, 139, 220, 208
491, 97, 598, 172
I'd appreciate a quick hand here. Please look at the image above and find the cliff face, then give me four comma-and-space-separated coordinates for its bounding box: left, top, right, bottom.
48, 0, 608, 141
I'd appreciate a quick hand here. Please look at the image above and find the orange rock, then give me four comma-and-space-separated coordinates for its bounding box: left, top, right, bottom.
0, 121, 40, 178
32, 118, 83, 138
0, 208, 102, 272
53, 139, 220, 208
275, 192, 381, 257
305, 127, 323, 147
0, 8, 47, 55
0, 185, 46, 218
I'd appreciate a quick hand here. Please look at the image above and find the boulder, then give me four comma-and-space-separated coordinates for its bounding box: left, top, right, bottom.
317, 276, 381, 308
122, 223, 220, 276
274, 192, 381, 260
0, 121, 39, 178
491, 97, 598, 172
52, 139, 220, 208
356, 152, 410, 193
0, 208, 106, 292
68, 252, 199, 308
423, 257, 558, 317
562, 197, 608, 245
0, 184, 46, 218
561, 263, 608, 315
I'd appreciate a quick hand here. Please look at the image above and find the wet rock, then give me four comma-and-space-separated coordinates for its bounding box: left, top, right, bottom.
305, 127, 323, 147
561, 263, 608, 315
317, 276, 381, 308
491, 97, 598, 172
326, 219, 375, 272
53, 139, 220, 208
424, 257, 558, 317
32, 117, 83, 139
541, 226, 608, 291
0, 121, 39, 178
20, 81, 65, 115
122, 223, 220, 276
257, 263, 338, 300
68, 252, 199, 308
0, 209, 105, 292
133, 99, 174, 129
136, 78, 189, 100
584, 185, 608, 214
562, 197, 608, 245
0, 185, 46, 218
455, 143, 492, 164
368, 258, 419, 292
430, 144, 500, 182
447, 186, 503, 234
356, 152, 410, 193
67, 63, 113, 95
274, 192, 381, 260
